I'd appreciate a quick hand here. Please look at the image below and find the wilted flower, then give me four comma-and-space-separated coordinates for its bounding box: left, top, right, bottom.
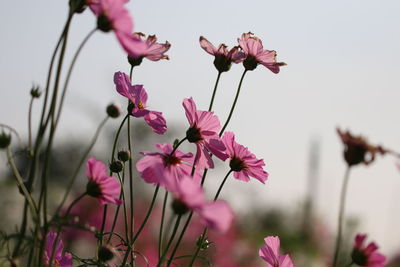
43, 232, 73, 267
128, 33, 171, 67
221, 132, 268, 183
199, 36, 245, 72
238, 32, 286, 72
183, 97, 228, 169
85, 157, 122, 205
259, 236, 293, 267
114, 72, 167, 134
351, 234, 386, 267
337, 128, 386, 166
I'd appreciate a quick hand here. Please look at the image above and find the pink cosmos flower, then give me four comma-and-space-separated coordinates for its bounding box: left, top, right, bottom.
86, 157, 122, 205
128, 33, 171, 67
259, 236, 293, 267
43, 232, 73, 267
168, 175, 233, 233
136, 143, 200, 185
90, 0, 146, 58
351, 234, 386, 267
222, 132, 268, 183
238, 32, 286, 73
199, 36, 245, 72
114, 72, 167, 134
183, 97, 228, 169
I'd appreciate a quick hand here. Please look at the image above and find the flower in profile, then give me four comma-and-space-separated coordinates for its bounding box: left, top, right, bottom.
136, 143, 200, 185
221, 132, 268, 183
199, 36, 245, 72
183, 97, 228, 169
351, 234, 386, 267
114, 72, 167, 134
169, 175, 233, 232
238, 32, 286, 72
85, 157, 122, 205
89, 0, 146, 57
259, 236, 293, 267
128, 33, 171, 67
43, 231, 72, 267
337, 128, 387, 167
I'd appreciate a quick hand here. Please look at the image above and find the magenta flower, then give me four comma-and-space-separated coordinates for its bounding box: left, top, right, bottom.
128, 33, 171, 67
85, 157, 122, 205
90, 0, 146, 58
238, 32, 286, 72
43, 232, 73, 267
183, 97, 228, 169
259, 236, 293, 267
136, 143, 200, 185
114, 72, 167, 134
168, 175, 233, 232
199, 36, 245, 72
351, 234, 386, 267
222, 132, 268, 183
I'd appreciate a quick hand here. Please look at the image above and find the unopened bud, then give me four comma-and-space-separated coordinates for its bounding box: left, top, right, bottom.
98, 245, 115, 262
118, 150, 130, 162
30, 86, 41, 98
0, 131, 11, 149
109, 160, 123, 173
106, 103, 121, 118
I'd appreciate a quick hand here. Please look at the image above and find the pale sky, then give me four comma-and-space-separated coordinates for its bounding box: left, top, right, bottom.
1, 0, 400, 257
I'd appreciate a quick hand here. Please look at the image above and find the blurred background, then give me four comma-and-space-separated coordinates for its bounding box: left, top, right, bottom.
1, 0, 400, 266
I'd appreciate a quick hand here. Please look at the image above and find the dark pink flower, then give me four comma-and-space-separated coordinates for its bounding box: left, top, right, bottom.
183, 97, 228, 169
114, 72, 167, 134
351, 234, 386, 267
128, 33, 171, 67
238, 32, 286, 72
85, 157, 122, 205
199, 36, 245, 72
168, 175, 233, 232
222, 132, 268, 183
91, 0, 146, 57
259, 236, 293, 267
43, 232, 73, 267
136, 143, 200, 185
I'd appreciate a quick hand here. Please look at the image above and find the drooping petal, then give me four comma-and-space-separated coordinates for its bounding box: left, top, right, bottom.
199, 36, 217, 55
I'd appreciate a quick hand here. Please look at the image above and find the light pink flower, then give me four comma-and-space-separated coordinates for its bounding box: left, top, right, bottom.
199, 36, 245, 72
183, 97, 228, 169
259, 236, 293, 267
43, 232, 73, 267
86, 157, 122, 205
168, 175, 233, 232
128, 33, 171, 66
91, 0, 146, 57
222, 132, 268, 183
114, 72, 167, 134
238, 32, 286, 73
136, 143, 200, 185
351, 234, 386, 267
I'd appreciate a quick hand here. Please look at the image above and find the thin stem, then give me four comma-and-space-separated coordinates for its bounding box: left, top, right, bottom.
99, 206, 108, 246
107, 171, 127, 244
208, 71, 222, 111
127, 116, 134, 241
332, 167, 351, 267
214, 170, 232, 201
158, 215, 182, 267
28, 97, 34, 153
159, 190, 169, 260
219, 69, 248, 136
164, 137, 187, 167
167, 212, 193, 265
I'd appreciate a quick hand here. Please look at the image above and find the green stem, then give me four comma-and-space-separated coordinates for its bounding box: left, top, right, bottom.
158, 215, 182, 267
159, 190, 169, 260
208, 72, 222, 111
28, 97, 34, 154
219, 69, 248, 136
214, 170, 232, 201
167, 212, 193, 265
187, 229, 207, 267
332, 167, 351, 267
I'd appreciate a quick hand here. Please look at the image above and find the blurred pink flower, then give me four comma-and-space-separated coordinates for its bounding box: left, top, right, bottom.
222, 132, 268, 183
128, 33, 171, 66
86, 157, 122, 205
114, 72, 167, 134
199, 36, 245, 72
90, 0, 146, 57
238, 32, 286, 72
183, 97, 228, 169
169, 175, 233, 233
259, 236, 293, 267
351, 234, 386, 267
43, 232, 73, 267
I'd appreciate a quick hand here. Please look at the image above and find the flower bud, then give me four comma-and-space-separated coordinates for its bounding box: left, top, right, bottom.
30, 86, 41, 98
106, 103, 121, 118
109, 160, 123, 173
118, 150, 131, 162
171, 199, 189, 215
196, 236, 212, 251
0, 131, 11, 149
98, 245, 115, 262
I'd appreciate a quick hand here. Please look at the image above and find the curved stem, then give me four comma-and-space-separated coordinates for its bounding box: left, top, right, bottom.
164, 137, 187, 167
28, 97, 34, 153
158, 215, 182, 267
208, 72, 222, 111
159, 190, 169, 260
214, 170, 232, 201
219, 69, 248, 136
332, 167, 351, 267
